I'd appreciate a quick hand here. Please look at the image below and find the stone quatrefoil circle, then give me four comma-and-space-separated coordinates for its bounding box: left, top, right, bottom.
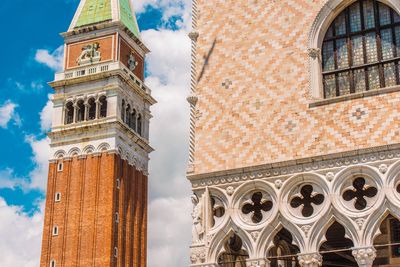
241, 192, 273, 224
343, 177, 378, 210
290, 185, 325, 217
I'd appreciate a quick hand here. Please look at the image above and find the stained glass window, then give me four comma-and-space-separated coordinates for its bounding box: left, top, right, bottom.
322, 0, 400, 98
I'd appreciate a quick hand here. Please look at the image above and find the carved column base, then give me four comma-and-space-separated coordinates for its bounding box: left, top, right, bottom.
352, 247, 376, 267
246, 258, 270, 267
298, 252, 322, 267
190, 245, 207, 265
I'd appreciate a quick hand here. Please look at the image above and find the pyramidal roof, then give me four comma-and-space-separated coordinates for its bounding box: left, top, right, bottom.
69, 0, 140, 38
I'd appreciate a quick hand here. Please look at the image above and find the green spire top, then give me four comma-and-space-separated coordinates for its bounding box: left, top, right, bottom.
119, 0, 140, 38
76, 0, 112, 27
72, 0, 140, 38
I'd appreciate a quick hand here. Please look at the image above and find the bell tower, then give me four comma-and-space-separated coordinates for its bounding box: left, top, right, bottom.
40, 1, 155, 266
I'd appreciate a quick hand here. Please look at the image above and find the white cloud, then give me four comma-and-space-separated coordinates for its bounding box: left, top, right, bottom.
0, 198, 43, 267
134, 0, 191, 29
142, 22, 192, 267
25, 136, 51, 191
0, 169, 26, 190
39, 95, 53, 132
35, 46, 64, 72
0, 100, 21, 128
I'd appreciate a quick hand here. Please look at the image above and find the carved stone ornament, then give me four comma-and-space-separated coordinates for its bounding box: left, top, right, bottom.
298, 253, 322, 267
275, 179, 283, 189
188, 31, 199, 41
250, 231, 260, 241
187, 94, 199, 106
352, 247, 377, 267
301, 225, 312, 238
355, 218, 365, 230
190, 246, 207, 264
378, 164, 388, 174
77, 42, 101, 65
191, 194, 204, 244
307, 48, 320, 60
226, 186, 235, 196
326, 172, 335, 182
127, 53, 139, 71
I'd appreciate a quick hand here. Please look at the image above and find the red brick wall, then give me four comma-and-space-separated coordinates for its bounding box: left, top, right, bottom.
119, 37, 145, 81
65, 35, 116, 69
40, 153, 147, 267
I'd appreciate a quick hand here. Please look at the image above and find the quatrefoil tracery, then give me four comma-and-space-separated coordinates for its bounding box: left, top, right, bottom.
241, 192, 273, 224
290, 185, 325, 217
342, 177, 378, 210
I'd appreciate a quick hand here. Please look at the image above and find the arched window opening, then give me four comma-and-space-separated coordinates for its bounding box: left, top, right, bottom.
373, 215, 400, 265
50, 260, 56, 267
137, 114, 142, 136
131, 109, 137, 131
121, 99, 126, 122
126, 105, 131, 126
76, 100, 85, 122
88, 98, 96, 120
217, 234, 249, 267
267, 228, 300, 267
65, 102, 74, 124
319, 221, 356, 266
322, 0, 400, 98
99, 96, 107, 118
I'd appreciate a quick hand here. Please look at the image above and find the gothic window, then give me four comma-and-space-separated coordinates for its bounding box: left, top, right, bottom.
76, 100, 85, 122
99, 96, 107, 118
126, 105, 131, 126
121, 100, 125, 122
217, 234, 249, 267
137, 114, 142, 136
65, 102, 74, 124
322, 0, 400, 98
342, 177, 378, 210
131, 109, 137, 131
88, 98, 96, 120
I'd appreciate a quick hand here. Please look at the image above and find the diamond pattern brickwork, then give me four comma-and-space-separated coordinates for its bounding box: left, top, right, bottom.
193, 0, 400, 175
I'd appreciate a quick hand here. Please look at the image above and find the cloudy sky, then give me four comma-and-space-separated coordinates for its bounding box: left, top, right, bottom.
0, 0, 192, 266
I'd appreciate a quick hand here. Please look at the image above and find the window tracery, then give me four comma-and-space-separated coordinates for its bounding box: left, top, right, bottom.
290, 185, 324, 217
322, 0, 400, 98
241, 192, 273, 224
342, 177, 378, 210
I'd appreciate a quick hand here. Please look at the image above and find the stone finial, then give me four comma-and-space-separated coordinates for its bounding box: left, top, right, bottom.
298, 252, 322, 267
352, 247, 376, 267
187, 94, 199, 106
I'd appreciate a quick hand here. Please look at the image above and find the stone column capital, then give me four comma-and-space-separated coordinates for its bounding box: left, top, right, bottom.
298, 252, 322, 267
352, 246, 376, 267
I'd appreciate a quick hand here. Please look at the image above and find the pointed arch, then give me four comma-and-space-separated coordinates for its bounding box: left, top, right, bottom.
208, 221, 254, 262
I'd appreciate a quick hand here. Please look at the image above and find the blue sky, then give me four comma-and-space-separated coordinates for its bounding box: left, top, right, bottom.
0, 0, 192, 266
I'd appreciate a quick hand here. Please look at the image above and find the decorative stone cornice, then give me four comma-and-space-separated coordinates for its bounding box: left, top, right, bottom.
188, 144, 400, 188
352, 247, 376, 267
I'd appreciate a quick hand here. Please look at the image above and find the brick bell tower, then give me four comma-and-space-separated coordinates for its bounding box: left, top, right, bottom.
40, 1, 155, 267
